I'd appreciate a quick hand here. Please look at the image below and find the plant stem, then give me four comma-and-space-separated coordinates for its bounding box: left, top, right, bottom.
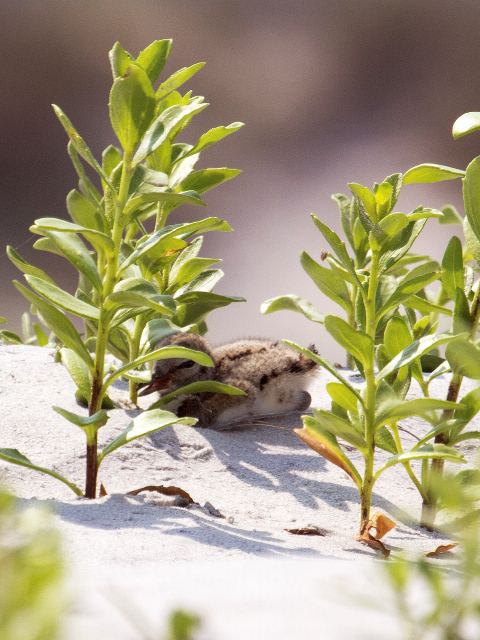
421, 284, 480, 527
360, 248, 379, 533
128, 316, 145, 403
84, 154, 132, 499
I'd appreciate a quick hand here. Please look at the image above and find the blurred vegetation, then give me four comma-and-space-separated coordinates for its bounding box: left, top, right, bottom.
384, 467, 480, 639
0, 487, 65, 640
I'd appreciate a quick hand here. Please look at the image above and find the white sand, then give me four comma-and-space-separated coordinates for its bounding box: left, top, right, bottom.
0, 345, 474, 639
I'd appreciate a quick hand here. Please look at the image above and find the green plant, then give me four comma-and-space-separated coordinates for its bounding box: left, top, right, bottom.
0, 487, 65, 640
0, 39, 245, 498
384, 468, 480, 640
0, 311, 51, 346
416, 113, 480, 528
262, 167, 468, 533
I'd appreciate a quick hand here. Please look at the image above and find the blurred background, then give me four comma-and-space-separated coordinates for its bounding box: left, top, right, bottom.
2, 0, 480, 361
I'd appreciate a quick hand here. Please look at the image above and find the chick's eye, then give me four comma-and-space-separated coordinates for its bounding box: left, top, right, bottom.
178, 361, 195, 369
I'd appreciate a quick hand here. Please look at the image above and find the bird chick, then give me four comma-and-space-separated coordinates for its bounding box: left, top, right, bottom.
139, 333, 319, 428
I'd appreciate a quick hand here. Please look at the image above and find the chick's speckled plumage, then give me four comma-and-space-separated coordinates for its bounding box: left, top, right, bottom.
144, 333, 319, 428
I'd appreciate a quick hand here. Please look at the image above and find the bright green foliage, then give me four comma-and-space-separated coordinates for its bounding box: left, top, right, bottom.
0, 488, 65, 640
263, 169, 466, 531
2, 39, 244, 498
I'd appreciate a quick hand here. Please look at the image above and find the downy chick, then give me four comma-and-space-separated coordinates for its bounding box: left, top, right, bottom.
139, 333, 318, 427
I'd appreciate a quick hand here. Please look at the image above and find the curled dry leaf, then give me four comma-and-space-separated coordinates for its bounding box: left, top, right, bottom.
356, 512, 396, 558
356, 532, 391, 558
285, 526, 329, 536
99, 483, 108, 497
425, 543, 457, 558
364, 511, 397, 540
127, 485, 195, 505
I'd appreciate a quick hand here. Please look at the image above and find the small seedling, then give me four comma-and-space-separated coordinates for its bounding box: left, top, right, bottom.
0, 39, 244, 498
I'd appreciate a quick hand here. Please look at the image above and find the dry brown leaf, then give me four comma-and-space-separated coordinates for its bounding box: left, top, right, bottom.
365, 512, 397, 540
294, 427, 357, 483
425, 543, 457, 558
126, 485, 195, 504
356, 533, 391, 558
285, 526, 329, 536
99, 483, 108, 497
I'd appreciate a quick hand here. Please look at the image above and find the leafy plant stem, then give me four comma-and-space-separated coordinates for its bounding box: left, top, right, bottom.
360, 249, 379, 533
128, 316, 145, 404
85, 154, 133, 498
391, 422, 427, 501
421, 284, 480, 527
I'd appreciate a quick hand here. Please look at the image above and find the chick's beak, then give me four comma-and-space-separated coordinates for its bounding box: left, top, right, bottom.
138, 374, 171, 397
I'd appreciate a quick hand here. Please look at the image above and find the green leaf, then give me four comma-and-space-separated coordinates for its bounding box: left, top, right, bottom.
13, 280, 93, 368
0, 448, 82, 496
312, 409, 366, 449
463, 156, 480, 243
53, 406, 108, 444
109, 63, 155, 154
441, 236, 464, 300
103, 345, 214, 391
0, 330, 23, 345
180, 168, 241, 194
43, 230, 102, 292
445, 337, 480, 379
60, 347, 92, 404
405, 295, 452, 317
311, 215, 357, 279
349, 183, 377, 219
66, 189, 103, 231
33, 217, 114, 254
376, 398, 461, 426
453, 288, 472, 335
377, 334, 455, 381
374, 445, 465, 480
324, 315, 373, 366
332, 193, 354, 248
283, 340, 365, 407
25, 276, 99, 321
6, 246, 55, 284
106, 291, 175, 316
67, 141, 102, 204
300, 251, 351, 313
133, 99, 207, 164
188, 122, 244, 156
169, 257, 220, 289
375, 427, 398, 454
173, 291, 245, 326
52, 105, 111, 186
160, 217, 233, 240
326, 382, 359, 414
136, 39, 172, 83
102, 145, 123, 178
452, 112, 480, 139
383, 316, 412, 359
124, 190, 205, 219
109, 41, 133, 78
378, 269, 439, 319
260, 295, 324, 323
440, 204, 463, 225
155, 62, 205, 101
98, 410, 196, 463
378, 212, 409, 241
379, 220, 427, 272
148, 380, 247, 409
403, 163, 464, 184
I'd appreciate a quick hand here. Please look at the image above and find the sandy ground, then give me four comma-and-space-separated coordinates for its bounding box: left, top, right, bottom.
0, 345, 474, 639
